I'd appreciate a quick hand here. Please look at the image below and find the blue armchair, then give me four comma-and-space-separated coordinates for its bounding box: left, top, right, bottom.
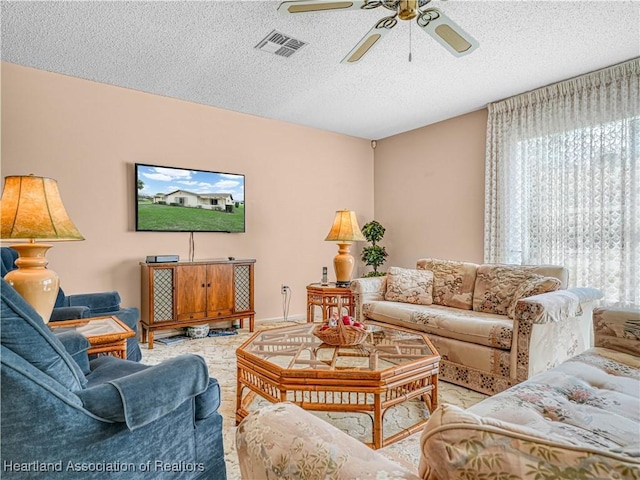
0, 278, 227, 479
1, 246, 141, 361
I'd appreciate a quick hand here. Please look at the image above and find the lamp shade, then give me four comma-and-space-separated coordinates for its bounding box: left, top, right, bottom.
1, 175, 84, 323
1, 175, 84, 241
324, 210, 366, 242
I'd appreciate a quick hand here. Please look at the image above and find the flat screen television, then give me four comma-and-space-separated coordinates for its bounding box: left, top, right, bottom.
135, 163, 245, 233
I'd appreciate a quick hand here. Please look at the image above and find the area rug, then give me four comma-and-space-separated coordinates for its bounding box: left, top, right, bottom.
141, 320, 488, 479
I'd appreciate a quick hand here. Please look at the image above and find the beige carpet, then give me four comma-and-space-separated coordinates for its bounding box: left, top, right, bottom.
141, 320, 488, 479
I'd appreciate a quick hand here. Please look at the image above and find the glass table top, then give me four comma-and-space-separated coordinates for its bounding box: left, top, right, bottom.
54, 317, 127, 337
238, 322, 436, 373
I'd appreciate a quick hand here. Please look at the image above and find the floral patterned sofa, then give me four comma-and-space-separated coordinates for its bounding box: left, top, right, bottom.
235, 307, 640, 479
350, 258, 602, 394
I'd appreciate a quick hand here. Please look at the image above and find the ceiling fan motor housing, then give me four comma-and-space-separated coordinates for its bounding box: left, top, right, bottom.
398, 0, 419, 20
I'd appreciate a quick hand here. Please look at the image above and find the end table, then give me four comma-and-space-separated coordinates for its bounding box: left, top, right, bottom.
306, 283, 354, 323
49, 315, 135, 359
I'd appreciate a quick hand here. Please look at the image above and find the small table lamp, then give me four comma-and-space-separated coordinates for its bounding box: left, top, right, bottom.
1, 175, 84, 323
324, 210, 366, 287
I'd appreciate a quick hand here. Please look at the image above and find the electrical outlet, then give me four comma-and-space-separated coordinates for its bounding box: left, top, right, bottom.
281, 284, 289, 294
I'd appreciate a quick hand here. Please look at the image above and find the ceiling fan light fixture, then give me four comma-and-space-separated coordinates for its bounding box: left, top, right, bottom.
278, 1, 479, 63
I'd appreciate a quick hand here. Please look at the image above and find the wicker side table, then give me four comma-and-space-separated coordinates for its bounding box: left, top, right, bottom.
306, 283, 354, 323
49, 315, 135, 359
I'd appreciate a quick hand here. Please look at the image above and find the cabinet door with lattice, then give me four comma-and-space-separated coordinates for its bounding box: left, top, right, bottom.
146, 266, 175, 324
233, 263, 253, 314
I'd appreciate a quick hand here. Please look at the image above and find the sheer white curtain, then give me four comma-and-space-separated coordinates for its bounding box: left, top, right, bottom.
485, 58, 640, 307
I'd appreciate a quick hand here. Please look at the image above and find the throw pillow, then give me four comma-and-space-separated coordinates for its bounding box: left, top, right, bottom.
384, 267, 434, 305
473, 265, 538, 315
507, 275, 562, 319
417, 258, 477, 310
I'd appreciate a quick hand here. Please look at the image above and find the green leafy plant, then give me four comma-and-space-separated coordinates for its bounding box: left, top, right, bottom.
360, 220, 388, 277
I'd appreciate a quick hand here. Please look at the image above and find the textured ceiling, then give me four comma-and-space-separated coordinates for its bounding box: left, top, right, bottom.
2, 1, 639, 139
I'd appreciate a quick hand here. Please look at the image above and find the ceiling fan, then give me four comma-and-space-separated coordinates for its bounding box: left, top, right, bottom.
277, 0, 478, 64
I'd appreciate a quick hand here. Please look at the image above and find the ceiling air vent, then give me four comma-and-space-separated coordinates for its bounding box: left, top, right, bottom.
255, 30, 307, 58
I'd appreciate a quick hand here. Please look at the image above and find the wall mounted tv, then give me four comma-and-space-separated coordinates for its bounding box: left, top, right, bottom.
135, 163, 245, 233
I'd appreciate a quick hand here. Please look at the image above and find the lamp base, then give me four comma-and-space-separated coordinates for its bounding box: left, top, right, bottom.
4, 243, 59, 324
333, 242, 356, 286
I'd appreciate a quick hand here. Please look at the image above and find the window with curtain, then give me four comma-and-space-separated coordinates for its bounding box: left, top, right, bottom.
485, 58, 639, 307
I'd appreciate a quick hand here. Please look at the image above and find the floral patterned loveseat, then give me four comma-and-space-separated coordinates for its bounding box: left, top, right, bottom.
350, 258, 603, 394
235, 307, 640, 479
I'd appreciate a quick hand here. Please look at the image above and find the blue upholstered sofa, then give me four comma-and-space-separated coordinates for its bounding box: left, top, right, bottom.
0, 246, 142, 361
0, 278, 226, 479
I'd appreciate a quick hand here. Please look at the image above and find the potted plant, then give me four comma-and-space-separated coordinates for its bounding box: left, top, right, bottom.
360, 220, 388, 277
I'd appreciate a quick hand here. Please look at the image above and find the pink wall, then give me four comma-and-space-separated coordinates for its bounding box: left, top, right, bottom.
373, 109, 488, 269
1, 62, 375, 321
1, 62, 489, 322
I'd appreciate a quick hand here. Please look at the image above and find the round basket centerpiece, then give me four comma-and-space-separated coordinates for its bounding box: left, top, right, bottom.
313, 316, 368, 346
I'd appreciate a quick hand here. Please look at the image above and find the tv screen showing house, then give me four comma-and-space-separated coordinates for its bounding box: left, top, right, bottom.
135, 163, 245, 233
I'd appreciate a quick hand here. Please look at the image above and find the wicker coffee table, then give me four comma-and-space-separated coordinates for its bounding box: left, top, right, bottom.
236, 321, 440, 449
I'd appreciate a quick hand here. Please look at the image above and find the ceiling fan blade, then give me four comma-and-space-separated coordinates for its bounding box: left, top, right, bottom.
278, 1, 368, 15
341, 16, 397, 64
416, 8, 478, 57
